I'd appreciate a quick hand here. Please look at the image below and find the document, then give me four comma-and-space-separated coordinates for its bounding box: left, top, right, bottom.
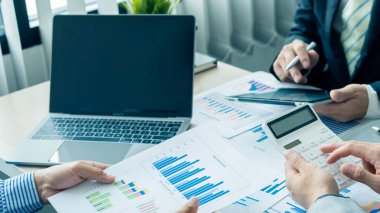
219, 126, 289, 212
193, 72, 296, 138
49, 127, 275, 213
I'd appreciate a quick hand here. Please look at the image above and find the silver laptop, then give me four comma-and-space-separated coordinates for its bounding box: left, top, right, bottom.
7, 15, 195, 166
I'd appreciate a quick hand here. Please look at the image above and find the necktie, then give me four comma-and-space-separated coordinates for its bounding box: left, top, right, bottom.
340, 0, 373, 77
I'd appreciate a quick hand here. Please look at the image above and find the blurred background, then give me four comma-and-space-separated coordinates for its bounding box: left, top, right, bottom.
0, 0, 297, 96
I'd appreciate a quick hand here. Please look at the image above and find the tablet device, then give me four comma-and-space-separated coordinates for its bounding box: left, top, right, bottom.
228, 88, 332, 106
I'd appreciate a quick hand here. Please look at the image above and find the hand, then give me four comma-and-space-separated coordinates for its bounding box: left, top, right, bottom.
284, 150, 339, 209
176, 197, 199, 213
321, 141, 380, 193
34, 161, 115, 203
314, 84, 368, 122
273, 39, 319, 83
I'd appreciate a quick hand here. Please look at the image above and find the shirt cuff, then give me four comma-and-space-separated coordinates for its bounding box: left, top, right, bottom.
309, 194, 365, 213
365, 85, 380, 118
3, 171, 43, 212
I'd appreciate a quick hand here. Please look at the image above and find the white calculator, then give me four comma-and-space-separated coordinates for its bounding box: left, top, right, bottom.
263, 105, 360, 189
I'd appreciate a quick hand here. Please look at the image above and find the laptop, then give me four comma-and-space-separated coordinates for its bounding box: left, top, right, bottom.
7, 15, 195, 166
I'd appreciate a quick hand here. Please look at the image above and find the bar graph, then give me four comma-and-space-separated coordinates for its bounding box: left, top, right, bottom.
251, 124, 268, 143
194, 93, 271, 130
261, 178, 287, 195
320, 116, 360, 135
340, 184, 380, 213
224, 78, 275, 95
269, 195, 306, 213
136, 200, 159, 213
233, 196, 260, 207
114, 180, 149, 200
152, 153, 231, 206
85, 191, 113, 212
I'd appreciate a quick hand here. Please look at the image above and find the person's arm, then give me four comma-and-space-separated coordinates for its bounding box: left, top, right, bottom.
370, 81, 380, 103
308, 194, 365, 213
364, 84, 380, 118
0, 172, 43, 213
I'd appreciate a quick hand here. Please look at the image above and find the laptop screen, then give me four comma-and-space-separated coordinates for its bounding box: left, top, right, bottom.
50, 15, 194, 118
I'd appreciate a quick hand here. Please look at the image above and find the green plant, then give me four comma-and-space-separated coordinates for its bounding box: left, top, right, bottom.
121, 0, 182, 14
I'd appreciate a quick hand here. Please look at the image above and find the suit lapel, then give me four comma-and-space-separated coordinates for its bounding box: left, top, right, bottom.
325, 0, 340, 39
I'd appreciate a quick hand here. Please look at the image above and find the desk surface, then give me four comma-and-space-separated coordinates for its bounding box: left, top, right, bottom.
0, 62, 250, 173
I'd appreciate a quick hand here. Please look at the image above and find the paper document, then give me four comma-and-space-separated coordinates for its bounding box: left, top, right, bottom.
49, 127, 275, 213
219, 126, 289, 212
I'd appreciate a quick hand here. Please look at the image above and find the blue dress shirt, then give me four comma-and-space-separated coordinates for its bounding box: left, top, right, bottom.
0, 172, 43, 213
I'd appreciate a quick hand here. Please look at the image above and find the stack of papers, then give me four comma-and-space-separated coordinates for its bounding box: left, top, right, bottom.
50, 71, 377, 213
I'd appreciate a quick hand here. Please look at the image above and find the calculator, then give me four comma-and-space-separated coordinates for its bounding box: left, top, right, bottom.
263, 105, 361, 189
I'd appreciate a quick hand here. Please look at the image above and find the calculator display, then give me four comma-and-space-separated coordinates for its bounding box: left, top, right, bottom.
267, 106, 317, 139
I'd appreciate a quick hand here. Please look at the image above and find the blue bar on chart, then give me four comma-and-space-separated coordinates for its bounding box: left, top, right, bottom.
261, 178, 287, 195
320, 116, 359, 135
248, 80, 274, 92
285, 202, 307, 213
233, 196, 260, 207
152, 154, 230, 206
251, 125, 268, 143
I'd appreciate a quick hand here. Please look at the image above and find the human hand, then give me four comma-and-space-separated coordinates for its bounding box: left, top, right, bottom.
34, 161, 115, 203
321, 141, 380, 193
176, 197, 199, 213
273, 39, 319, 83
284, 150, 339, 209
314, 84, 368, 122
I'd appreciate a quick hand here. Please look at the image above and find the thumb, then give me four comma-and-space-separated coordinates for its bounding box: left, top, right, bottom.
284, 150, 310, 172
176, 197, 199, 213
341, 164, 379, 190
330, 85, 356, 103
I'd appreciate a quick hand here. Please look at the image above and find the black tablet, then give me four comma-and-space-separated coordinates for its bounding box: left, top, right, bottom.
228, 88, 332, 106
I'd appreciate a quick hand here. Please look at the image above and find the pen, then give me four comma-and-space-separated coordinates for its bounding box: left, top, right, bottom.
285, 41, 317, 73
372, 126, 380, 133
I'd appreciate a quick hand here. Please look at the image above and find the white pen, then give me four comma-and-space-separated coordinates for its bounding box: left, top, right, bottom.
285, 41, 317, 73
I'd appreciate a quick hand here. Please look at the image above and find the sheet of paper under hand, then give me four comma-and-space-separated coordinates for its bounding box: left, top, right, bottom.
49, 126, 276, 213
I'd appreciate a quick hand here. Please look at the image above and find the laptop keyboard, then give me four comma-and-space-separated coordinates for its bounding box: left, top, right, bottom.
32, 117, 183, 144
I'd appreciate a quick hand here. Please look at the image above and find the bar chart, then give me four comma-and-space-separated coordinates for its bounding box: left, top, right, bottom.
268, 195, 306, 213
194, 93, 271, 130
152, 154, 230, 206
85, 191, 113, 212
114, 180, 149, 200
146, 137, 250, 208
261, 178, 287, 195
320, 116, 360, 135
251, 124, 268, 143
340, 184, 380, 213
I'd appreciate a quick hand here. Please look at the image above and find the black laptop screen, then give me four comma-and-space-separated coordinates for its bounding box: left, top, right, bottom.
50, 15, 194, 117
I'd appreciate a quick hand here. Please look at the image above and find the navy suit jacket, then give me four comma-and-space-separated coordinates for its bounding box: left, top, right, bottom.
270, 0, 380, 98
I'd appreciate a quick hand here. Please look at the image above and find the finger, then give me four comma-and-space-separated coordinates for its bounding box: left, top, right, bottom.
308, 50, 319, 68
341, 163, 380, 190
330, 85, 357, 103
72, 163, 115, 183
283, 49, 304, 83
362, 160, 376, 174
284, 150, 311, 172
313, 103, 345, 122
80, 160, 111, 170
320, 142, 346, 154
274, 56, 293, 82
293, 41, 310, 68
326, 142, 370, 164
176, 197, 199, 213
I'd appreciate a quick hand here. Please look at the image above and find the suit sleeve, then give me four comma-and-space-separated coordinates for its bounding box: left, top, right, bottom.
370, 81, 380, 100
308, 195, 366, 213
269, 0, 326, 78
